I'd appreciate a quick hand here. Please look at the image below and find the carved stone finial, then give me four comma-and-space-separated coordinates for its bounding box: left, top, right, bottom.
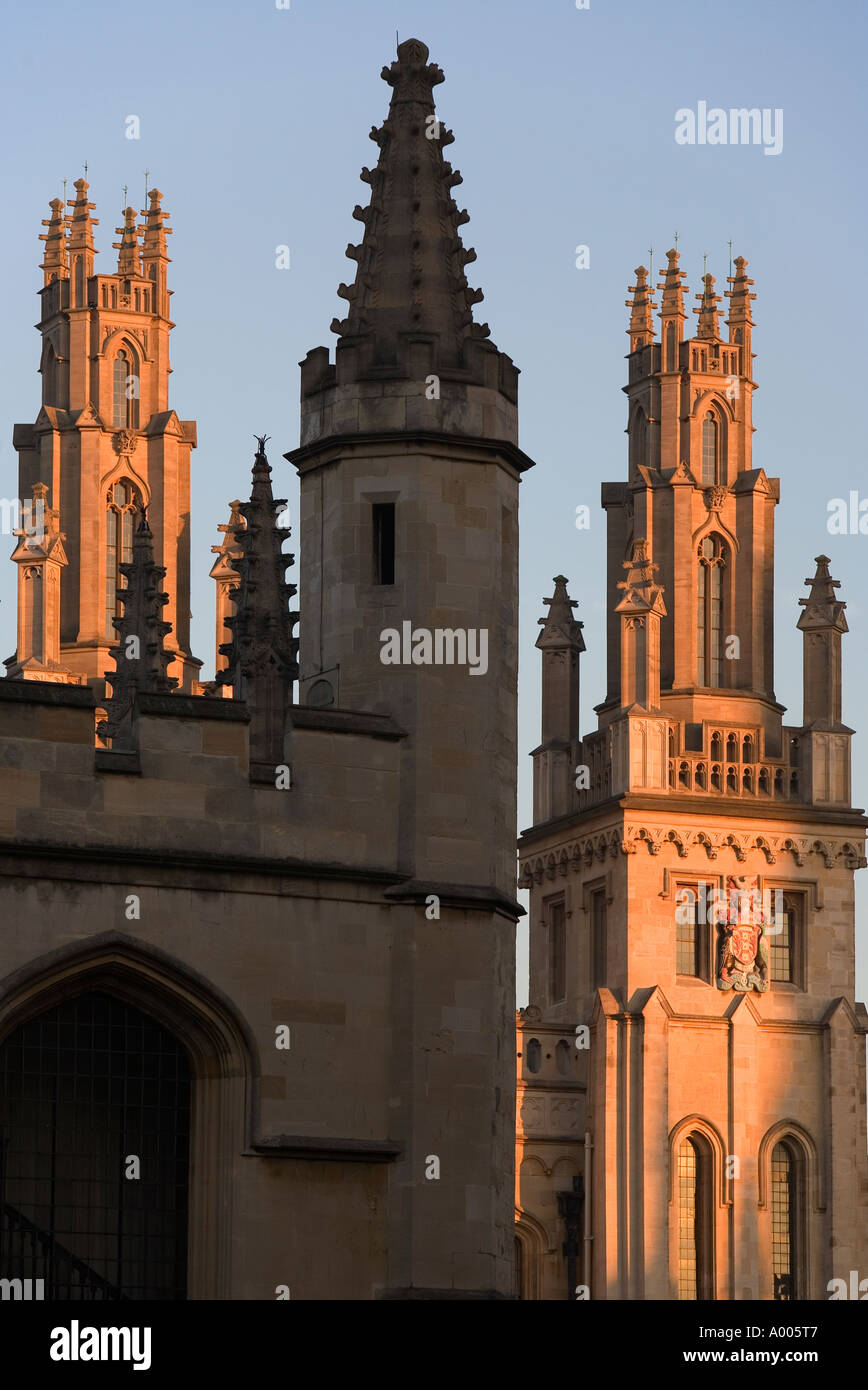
99, 508, 177, 748
218, 441, 299, 779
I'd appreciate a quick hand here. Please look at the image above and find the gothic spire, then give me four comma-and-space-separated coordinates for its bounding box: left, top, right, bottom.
725, 254, 756, 358
39, 197, 69, 284
140, 188, 172, 316
100, 509, 177, 747
657, 248, 686, 321
725, 255, 755, 320
210, 499, 246, 582
694, 272, 722, 340
140, 187, 172, 260
218, 439, 299, 776
330, 37, 492, 368
536, 575, 585, 651
626, 266, 655, 348
66, 178, 99, 255
797, 555, 848, 633
797, 555, 849, 729
113, 206, 142, 277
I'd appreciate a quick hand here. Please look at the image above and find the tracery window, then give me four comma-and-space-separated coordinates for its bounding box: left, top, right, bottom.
697, 536, 726, 686
112, 347, 139, 429
701, 412, 719, 486
105, 480, 139, 638
678, 1134, 713, 1299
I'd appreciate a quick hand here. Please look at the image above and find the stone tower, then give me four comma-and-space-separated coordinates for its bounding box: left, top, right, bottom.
0, 39, 528, 1302
7, 182, 200, 692
516, 252, 868, 1301
284, 38, 533, 1293
288, 35, 532, 900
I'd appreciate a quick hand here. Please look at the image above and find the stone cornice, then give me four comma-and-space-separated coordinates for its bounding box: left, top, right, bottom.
519, 823, 867, 884
285, 428, 535, 477
247, 1135, 402, 1163
520, 793, 868, 850
0, 840, 404, 894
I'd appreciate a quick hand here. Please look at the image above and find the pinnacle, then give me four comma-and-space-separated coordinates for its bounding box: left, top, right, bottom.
140, 188, 172, 260
330, 37, 494, 367
112, 206, 142, 276
67, 178, 99, 252
39, 197, 69, 281
657, 248, 686, 318
694, 273, 722, 340
725, 254, 756, 327
798, 554, 847, 626
626, 266, 656, 340
100, 506, 178, 745
616, 538, 667, 614
218, 440, 299, 695
537, 576, 585, 649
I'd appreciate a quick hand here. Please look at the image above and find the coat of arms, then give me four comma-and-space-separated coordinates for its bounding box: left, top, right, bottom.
716, 875, 769, 992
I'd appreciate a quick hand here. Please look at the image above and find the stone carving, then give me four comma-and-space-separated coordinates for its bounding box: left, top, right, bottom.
112, 429, 138, 455
519, 828, 862, 886
521, 1097, 545, 1131
550, 1098, 580, 1132
716, 874, 769, 992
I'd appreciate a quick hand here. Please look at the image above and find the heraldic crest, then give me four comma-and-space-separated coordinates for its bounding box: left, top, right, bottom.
716, 874, 770, 993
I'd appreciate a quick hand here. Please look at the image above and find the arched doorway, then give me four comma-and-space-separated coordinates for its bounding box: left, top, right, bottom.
0, 991, 191, 1299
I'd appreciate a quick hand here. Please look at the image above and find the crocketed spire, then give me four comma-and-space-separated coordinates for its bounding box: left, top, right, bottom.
657, 248, 686, 320
626, 267, 655, 345
210, 499, 246, 583
330, 37, 493, 368
725, 254, 756, 334
66, 179, 99, 256
113, 206, 142, 276
39, 198, 69, 284
100, 509, 177, 747
219, 439, 299, 776
694, 272, 722, 340
140, 188, 172, 260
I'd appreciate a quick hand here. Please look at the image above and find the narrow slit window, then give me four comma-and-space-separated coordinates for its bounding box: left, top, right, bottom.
373, 503, 395, 585
549, 901, 566, 1004
590, 888, 607, 988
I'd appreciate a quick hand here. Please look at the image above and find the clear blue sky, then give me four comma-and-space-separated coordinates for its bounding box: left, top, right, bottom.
1, 0, 866, 1002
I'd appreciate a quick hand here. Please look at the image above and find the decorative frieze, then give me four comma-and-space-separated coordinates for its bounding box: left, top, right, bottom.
519, 826, 866, 886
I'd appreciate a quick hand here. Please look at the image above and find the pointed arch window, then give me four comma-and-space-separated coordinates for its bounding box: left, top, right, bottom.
770, 893, 802, 985
112, 348, 139, 429
697, 537, 726, 686
677, 1133, 714, 1299
701, 412, 719, 486
771, 1140, 805, 1299
105, 480, 139, 638
0, 991, 190, 1299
